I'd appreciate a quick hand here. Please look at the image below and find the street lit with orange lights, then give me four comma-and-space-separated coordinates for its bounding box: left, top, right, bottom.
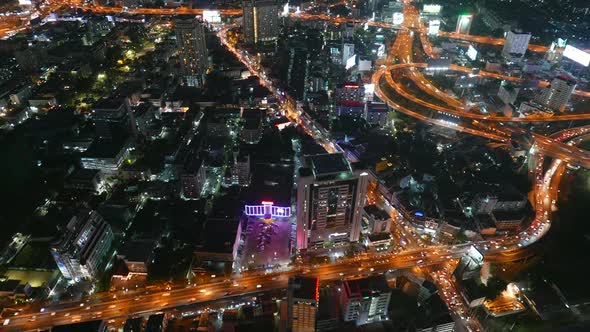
1, 0, 589, 331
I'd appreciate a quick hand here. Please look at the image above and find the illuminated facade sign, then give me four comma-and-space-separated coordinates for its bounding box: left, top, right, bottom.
563, 45, 590, 67
244, 201, 291, 218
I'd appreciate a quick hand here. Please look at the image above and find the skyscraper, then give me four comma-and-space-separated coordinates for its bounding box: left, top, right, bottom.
296, 153, 369, 250
288, 47, 310, 100
455, 14, 472, 34
502, 31, 531, 58
175, 18, 208, 87
534, 75, 577, 112
242, 0, 279, 45
286, 276, 319, 332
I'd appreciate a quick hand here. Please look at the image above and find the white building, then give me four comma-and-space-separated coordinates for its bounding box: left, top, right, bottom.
502, 31, 531, 58
534, 75, 577, 112
342, 43, 355, 67
428, 19, 440, 35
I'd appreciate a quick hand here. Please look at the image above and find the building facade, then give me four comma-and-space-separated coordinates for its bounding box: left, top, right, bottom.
340, 276, 391, 325
175, 18, 208, 87
296, 153, 369, 250
286, 276, 319, 332
534, 75, 577, 112
51, 211, 114, 280
502, 31, 531, 58
243, 0, 279, 45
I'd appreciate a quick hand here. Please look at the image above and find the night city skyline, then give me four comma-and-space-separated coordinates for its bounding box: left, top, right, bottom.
0, 0, 589, 331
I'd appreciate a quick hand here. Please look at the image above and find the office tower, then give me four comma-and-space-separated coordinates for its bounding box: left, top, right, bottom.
288, 47, 310, 100
455, 14, 472, 34
534, 75, 577, 112
502, 31, 531, 58
287, 276, 319, 332
296, 153, 369, 250
342, 43, 355, 66
175, 18, 208, 87
242, 0, 279, 45
51, 211, 114, 280
340, 276, 391, 325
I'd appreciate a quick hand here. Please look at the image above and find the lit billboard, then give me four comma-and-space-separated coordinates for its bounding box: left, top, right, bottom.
423, 4, 442, 14
467, 45, 478, 61
563, 45, 590, 67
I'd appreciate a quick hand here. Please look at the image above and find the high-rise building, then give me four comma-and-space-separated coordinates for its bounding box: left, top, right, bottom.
502, 31, 531, 58
534, 75, 577, 112
455, 14, 473, 34
242, 0, 279, 45
51, 211, 114, 281
342, 43, 355, 67
340, 276, 391, 325
296, 153, 369, 250
286, 276, 319, 332
288, 47, 310, 100
175, 18, 208, 87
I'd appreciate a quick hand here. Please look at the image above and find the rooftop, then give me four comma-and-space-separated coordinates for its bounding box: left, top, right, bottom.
197, 217, 240, 255
93, 98, 125, 111
307, 153, 351, 176
289, 276, 318, 301
364, 205, 391, 220
118, 240, 156, 263
83, 135, 130, 159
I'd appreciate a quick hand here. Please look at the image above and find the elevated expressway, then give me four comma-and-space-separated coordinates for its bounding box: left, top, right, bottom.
0, 1, 587, 331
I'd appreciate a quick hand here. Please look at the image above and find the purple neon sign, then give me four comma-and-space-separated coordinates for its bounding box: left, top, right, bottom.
244, 201, 291, 218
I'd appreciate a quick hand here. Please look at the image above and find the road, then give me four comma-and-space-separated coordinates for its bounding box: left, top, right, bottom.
0, 1, 585, 331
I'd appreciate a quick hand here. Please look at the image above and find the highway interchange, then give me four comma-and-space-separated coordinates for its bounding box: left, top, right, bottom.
1, 0, 590, 331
